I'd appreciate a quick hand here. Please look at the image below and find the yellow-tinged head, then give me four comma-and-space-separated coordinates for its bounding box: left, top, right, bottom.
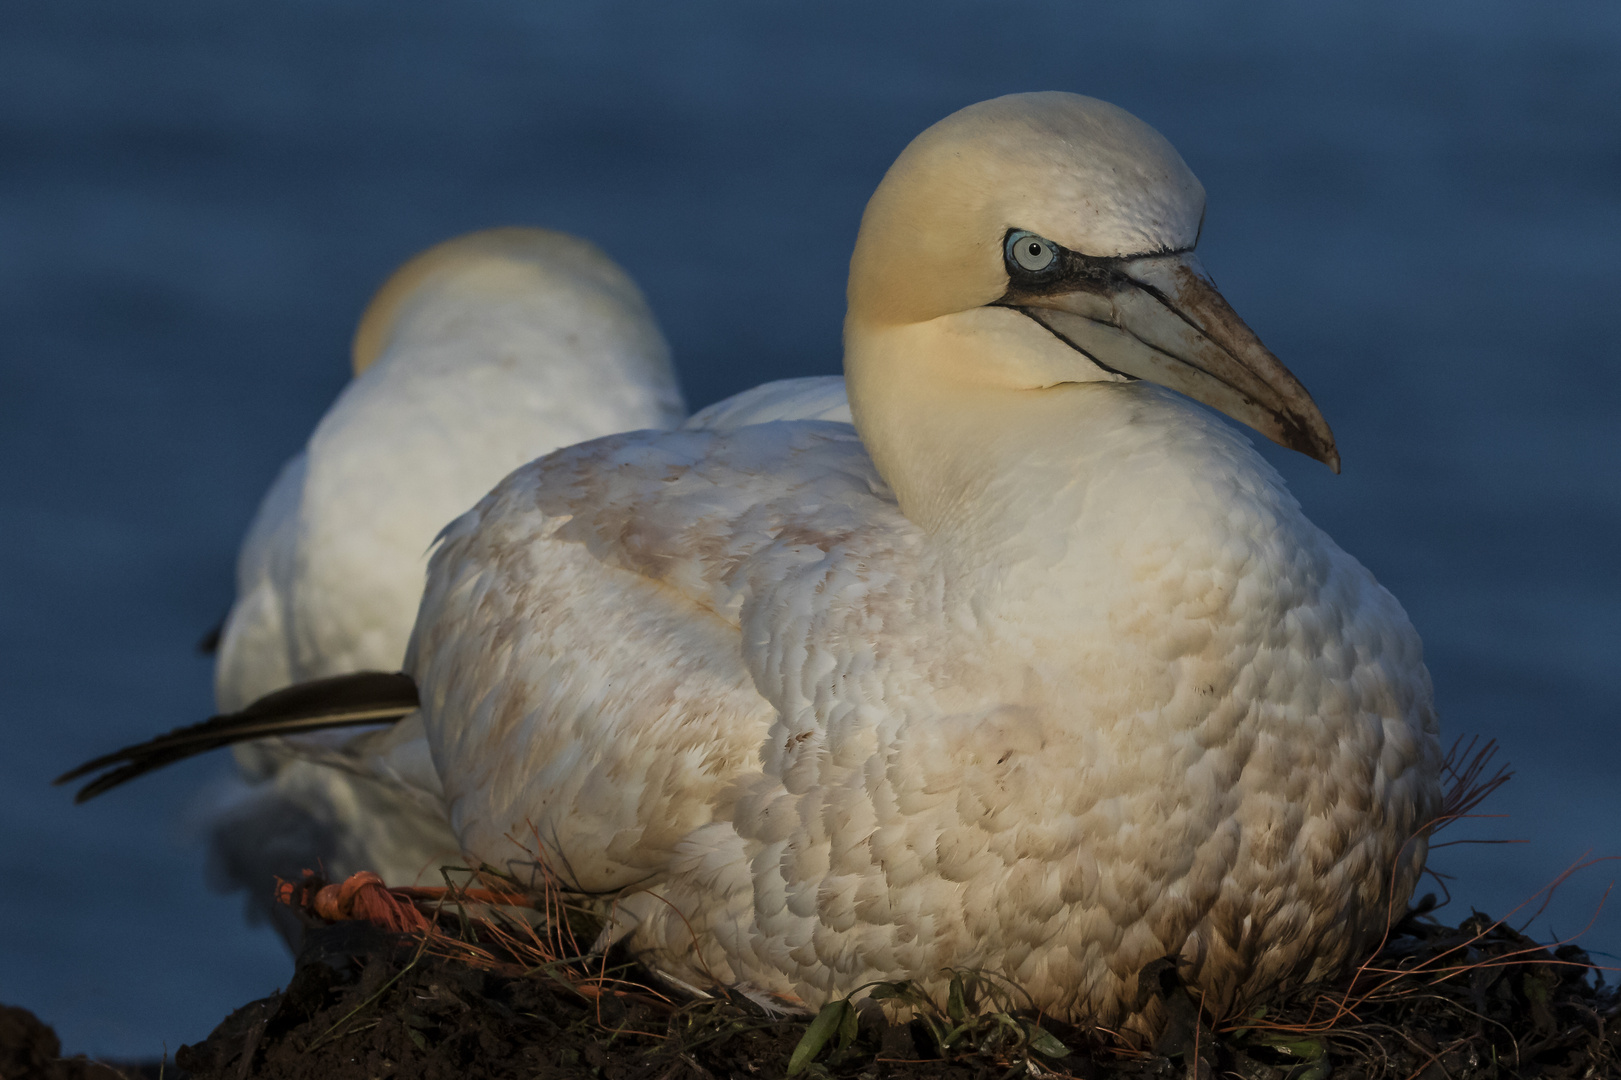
844, 92, 1338, 473
350, 226, 660, 378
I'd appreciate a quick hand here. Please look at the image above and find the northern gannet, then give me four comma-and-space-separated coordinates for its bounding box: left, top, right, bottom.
203, 227, 686, 923
67, 94, 1441, 1033
404, 93, 1441, 1028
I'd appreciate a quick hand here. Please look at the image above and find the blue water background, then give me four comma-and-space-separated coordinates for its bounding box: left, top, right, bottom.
2, 0, 1617, 1059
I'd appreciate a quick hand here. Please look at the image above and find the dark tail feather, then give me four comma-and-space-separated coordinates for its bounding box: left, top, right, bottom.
57, 671, 420, 804
195, 616, 225, 655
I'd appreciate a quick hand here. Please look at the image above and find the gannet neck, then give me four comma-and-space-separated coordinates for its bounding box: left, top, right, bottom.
845, 308, 1105, 534
847, 309, 1286, 564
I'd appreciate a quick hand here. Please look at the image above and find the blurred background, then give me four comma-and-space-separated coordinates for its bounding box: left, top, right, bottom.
2, 0, 1617, 1060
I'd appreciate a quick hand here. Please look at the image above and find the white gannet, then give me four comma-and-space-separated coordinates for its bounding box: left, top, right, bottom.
67, 94, 1441, 1034
406, 93, 1441, 1029
202, 227, 686, 922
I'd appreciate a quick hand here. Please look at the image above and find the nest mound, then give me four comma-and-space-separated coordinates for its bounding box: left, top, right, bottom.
161, 887, 1617, 1080
0, 1004, 159, 1080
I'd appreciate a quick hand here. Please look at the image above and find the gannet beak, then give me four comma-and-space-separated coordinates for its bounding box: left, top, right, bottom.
1013, 252, 1340, 472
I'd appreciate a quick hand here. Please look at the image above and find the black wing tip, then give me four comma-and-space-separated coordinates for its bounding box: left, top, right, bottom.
54, 749, 148, 787
196, 616, 225, 655
71, 769, 136, 804
52, 764, 88, 787
60, 670, 420, 803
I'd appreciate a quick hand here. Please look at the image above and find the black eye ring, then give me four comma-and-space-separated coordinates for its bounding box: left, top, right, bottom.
1005, 230, 1058, 274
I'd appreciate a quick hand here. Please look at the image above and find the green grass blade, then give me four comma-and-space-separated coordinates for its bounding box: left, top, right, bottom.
788, 999, 850, 1076
1025, 1022, 1070, 1059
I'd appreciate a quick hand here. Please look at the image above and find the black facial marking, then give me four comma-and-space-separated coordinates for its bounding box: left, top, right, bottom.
997, 228, 1135, 303
1008, 308, 1137, 382
995, 228, 1195, 307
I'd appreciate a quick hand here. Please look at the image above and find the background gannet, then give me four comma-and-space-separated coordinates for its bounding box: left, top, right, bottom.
64, 373, 857, 799
202, 227, 685, 931
389, 93, 1440, 1031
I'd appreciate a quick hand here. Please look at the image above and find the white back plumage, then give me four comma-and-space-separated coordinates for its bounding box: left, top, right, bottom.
216, 228, 684, 710
207, 228, 685, 925
403, 96, 1441, 1035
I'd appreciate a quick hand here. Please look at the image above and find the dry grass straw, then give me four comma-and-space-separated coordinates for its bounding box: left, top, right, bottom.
278, 824, 688, 1044
1204, 736, 1619, 1079
408, 839, 681, 1039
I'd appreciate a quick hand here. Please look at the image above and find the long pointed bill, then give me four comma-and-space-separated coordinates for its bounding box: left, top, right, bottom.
1018, 252, 1340, 472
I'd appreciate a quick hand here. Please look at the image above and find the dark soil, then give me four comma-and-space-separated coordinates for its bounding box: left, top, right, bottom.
0, 1003, 161, 1080
155, 895, 1618, 1080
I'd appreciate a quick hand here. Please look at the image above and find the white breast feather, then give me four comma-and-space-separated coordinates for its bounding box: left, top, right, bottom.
408, 386, 1440, 1026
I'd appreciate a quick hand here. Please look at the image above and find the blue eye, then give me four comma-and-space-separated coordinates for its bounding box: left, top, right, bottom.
1007, 231, 1057, 273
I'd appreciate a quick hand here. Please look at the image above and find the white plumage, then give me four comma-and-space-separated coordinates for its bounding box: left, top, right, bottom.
207, 228, 686, 919
398, 93, 1441, 1032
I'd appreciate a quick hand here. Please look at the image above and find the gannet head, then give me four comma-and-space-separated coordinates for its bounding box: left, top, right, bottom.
845, 92, 1338, 474
350, 226, 670, 381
